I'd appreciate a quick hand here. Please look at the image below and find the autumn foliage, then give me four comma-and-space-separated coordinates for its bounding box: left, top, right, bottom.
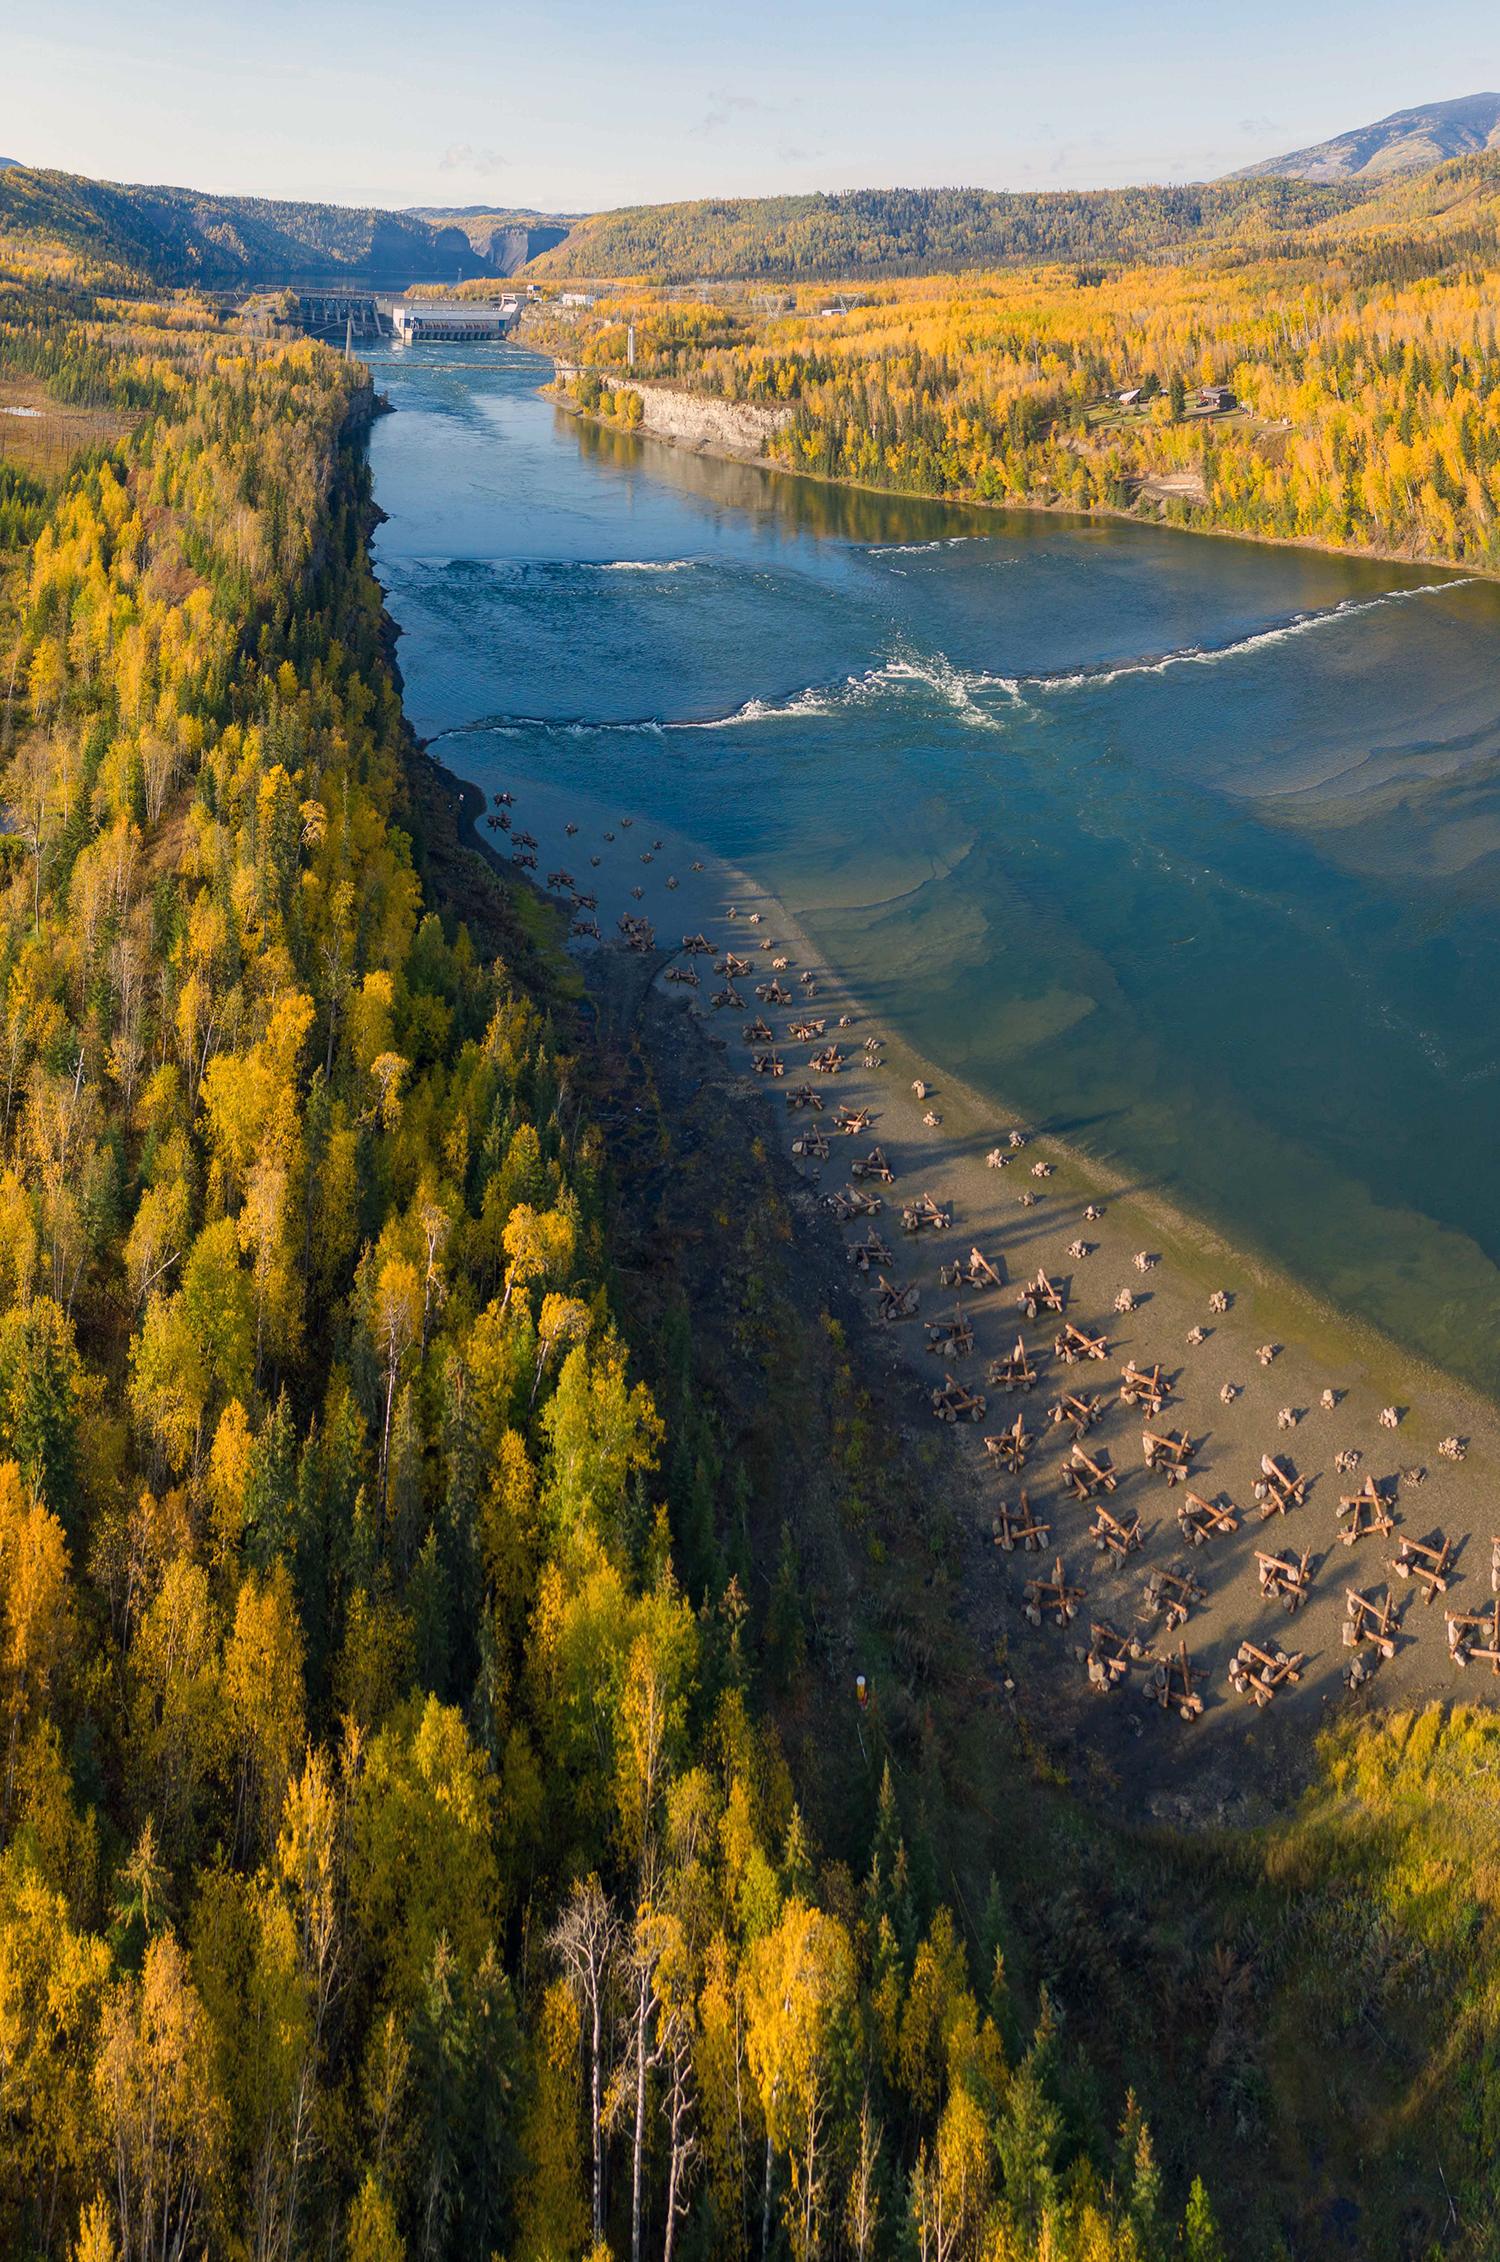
0, 254, 1239, 2261
552, 227, 1500, 567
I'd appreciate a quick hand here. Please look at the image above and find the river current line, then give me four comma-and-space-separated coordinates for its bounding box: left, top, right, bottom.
369, 340, 1500, 1397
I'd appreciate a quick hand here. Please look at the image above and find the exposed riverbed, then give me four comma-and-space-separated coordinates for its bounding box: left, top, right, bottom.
369, 340, 1500, 1398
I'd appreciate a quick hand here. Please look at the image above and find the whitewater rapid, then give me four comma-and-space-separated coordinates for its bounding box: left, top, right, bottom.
429, 576, 1474, 748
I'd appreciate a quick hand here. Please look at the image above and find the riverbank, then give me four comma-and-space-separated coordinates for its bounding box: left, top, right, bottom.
549, 377, 786, 462
371, 340, 1500, 1383
400, 739, 1500, 2254
372, 326, 1500, 2262
422, 735, 1500, 1798
545, 368, 1496, 585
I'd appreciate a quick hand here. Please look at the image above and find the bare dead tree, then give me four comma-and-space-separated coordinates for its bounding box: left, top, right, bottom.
550, 1875, 620, 2248
844, 2093, 882, 2262
658, 1961, 698, 2262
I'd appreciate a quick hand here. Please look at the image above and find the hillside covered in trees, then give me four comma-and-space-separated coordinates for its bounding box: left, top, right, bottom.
523, 155, 1500, 284
6, 184, 1500, 2262
9, 147, 1500, 302
542, 160, 1500, 569
529, 180, 1373, 284
0, 167, 565, 288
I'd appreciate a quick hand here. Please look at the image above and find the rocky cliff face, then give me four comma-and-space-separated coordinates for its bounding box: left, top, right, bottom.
490, 224, 570, 274
406, 212, 573, 274
633, 386, 788, 458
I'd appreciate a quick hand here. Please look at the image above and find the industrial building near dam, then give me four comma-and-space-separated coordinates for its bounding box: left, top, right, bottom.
390, 298, 519, 341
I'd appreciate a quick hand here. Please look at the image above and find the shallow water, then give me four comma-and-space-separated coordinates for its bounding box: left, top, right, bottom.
368, 343, 1500, 1396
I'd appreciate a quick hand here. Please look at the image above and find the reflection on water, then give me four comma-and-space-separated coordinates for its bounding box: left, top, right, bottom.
569, 410, 1043, 545
369, 342, 1500, 1396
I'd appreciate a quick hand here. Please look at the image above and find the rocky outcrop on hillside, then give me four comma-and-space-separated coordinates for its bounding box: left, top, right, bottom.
633, 385, 788, 459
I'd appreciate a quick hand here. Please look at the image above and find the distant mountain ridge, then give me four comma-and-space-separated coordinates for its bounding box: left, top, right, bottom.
4, 163, 1372, 292
1235, 92, 1500, 182
0, 166, 572, 285
527, 178, 1364, 283
7, 135, 1500, 296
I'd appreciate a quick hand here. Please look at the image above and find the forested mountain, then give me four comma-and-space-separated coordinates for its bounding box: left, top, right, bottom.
0, 163, 1375, 293
528, 179, 1367, 283
1347, 146, 1500, 252
532, 150, 1500, 288
1236, 91, 1500, 182
0, 165, 558, 286
8, 150, 1496, 299
10, 117, 1500, 305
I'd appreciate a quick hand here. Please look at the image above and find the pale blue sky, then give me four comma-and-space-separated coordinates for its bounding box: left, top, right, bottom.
8, 0, 1499, 211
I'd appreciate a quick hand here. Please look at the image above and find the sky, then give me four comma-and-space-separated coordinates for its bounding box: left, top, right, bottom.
7, 0, 1500, 212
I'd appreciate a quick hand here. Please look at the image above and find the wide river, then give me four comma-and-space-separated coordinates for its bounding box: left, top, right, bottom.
368, 342, 1500, 1397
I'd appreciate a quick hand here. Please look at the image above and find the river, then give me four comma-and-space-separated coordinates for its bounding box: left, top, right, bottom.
367, 340, 1500, 1397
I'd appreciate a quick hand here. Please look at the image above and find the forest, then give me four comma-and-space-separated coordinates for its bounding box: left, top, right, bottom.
542, 164, 1500, 568
8, 145, 1500, 309
526, 180, 1378, 285
520, 153, 1500, 285
0, 168, 544, 290
3, 189, 1500, 2262
0, 212, 1253, 2262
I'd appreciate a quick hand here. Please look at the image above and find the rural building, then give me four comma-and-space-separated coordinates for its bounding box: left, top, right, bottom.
1198, 383, 1237, 411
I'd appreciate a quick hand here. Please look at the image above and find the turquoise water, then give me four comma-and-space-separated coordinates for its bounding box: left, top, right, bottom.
367, 343, 1500, 1394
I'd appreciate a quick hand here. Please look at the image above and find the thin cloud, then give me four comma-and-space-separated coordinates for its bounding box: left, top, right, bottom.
690, 91, 769, 140
438, 143, 508, 176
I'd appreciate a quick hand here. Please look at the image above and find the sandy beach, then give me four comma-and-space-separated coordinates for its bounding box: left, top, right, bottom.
447, 750, 1500, 1805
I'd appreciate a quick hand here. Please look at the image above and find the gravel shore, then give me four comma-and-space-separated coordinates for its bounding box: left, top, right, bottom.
451, 752, 1500, 1801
